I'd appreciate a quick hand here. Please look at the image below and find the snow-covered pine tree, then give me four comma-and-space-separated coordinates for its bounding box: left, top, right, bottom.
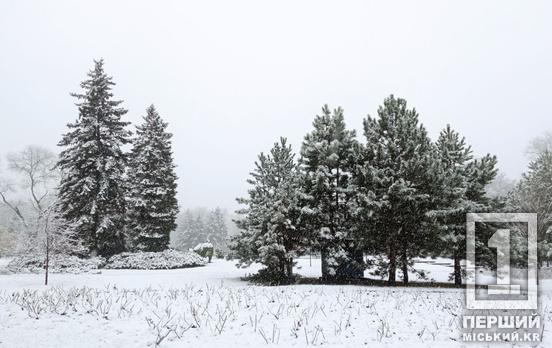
432, 125, 498, 284
507, 153, 552, 265
299, 106, 363, 280
127, 105, 179, 252
360, 95, 440, 285
433, 125, 476, 285
57, 59, 131, 257
232, 137, 305, 281
463, 155, 499, 269
510, 152, 552, 267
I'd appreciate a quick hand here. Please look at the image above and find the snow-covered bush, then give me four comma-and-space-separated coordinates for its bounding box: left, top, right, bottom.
193, 242, 214, 262
105, 249, 206, 270
6, 254, 105, 274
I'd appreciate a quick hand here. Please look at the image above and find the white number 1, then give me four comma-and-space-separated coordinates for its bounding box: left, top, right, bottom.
487, 229, 520, 295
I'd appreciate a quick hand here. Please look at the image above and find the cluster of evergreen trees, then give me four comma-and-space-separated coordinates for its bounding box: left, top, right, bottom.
171, 208, 229, 252
232, 95, 498, 285
57, 59, 179, 257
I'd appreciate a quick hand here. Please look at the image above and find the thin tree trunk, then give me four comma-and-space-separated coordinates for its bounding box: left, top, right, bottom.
454, 250, 462, 286
44, 222, 49, 286
45, 246, 49, 286
353, 247, 364, 279
388, 244, 396, 285
401, 244, 409, 285
321, 246, 329, 280
286, 259, 293, 279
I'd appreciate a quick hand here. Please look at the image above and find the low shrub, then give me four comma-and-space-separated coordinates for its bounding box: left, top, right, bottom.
7, 254, 105, 274
244, 267, 297, 286
105, 249, 207, 270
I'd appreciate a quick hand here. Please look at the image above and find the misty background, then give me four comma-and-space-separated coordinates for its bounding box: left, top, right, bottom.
1, 0, 551, 212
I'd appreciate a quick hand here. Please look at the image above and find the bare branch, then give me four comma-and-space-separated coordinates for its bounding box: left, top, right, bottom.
6, 145, 57, 214
0, 190, 27, 226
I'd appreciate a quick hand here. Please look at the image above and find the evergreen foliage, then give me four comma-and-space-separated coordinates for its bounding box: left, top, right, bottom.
298, 105, 363, 280
127, 105, 179, 252
172, 208, 229, 252
431, 125, 497, 284
359, 95, 441, 284
509, 151, 552, 266
48, 65, 505, 286
232, 138, 305, 279
57, 59, 131, 257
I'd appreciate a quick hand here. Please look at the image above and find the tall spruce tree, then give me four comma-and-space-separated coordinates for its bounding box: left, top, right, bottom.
299, 105, 363, 280
127, 105, 178, 252
360, 95, 439, 285
57, 59, 131, 257
232, 138, 305, 280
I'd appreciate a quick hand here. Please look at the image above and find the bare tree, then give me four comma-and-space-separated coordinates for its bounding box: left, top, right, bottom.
0, 146, 58, 253
526, 130, 552, 159
42, 206, 53, 285
6, 145, 58, 215
40, 203, 73, 285
485, 172, 517, 199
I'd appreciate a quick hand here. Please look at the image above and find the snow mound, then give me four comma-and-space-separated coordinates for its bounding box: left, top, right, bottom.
7, 254, 105, 274
105, 249, 207, 270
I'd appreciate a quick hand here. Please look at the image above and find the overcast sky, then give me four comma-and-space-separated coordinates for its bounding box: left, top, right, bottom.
1, 0, 551, 211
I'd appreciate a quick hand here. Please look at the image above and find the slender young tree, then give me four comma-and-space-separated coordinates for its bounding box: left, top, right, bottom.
127, 105, 178, 252
40, 204, 80, 285
299, 106, 363, 280
57, 59, 131, 257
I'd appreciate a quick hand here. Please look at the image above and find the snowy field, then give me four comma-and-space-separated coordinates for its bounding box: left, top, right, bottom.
0, 258, 551, 347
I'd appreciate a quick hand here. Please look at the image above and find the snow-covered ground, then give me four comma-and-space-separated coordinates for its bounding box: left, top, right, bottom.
0, 258, 550, 347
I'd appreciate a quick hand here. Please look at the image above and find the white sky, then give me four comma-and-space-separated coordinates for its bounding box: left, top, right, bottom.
1, 0, 551, 211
